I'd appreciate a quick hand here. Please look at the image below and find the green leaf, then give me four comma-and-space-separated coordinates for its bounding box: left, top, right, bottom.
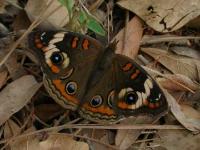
78, 11, 106, 36
58, 0, 74, 18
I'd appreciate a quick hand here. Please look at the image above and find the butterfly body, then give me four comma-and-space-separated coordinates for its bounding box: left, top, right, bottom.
29, 31, 168, 123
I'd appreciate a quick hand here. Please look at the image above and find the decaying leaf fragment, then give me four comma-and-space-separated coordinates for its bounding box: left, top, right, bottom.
117, 0, 200, 32
0, 75, 42, 126
141, 47, 200, 81
10, 134, 89, 150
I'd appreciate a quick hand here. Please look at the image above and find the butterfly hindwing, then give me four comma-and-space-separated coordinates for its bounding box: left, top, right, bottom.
112, 54, 168, 116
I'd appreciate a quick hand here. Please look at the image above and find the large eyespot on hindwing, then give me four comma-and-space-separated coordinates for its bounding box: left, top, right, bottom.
90, 95, 103, 108
65, 81, 77, 95
118, 87, 143, 110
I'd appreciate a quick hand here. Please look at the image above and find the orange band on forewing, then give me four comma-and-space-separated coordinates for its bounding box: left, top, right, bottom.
34, 37, 44, 49
83, 103, 115, 116
122, 63, 132, 71
72, 37, 79, 48
82, 39, 89, 50
51, 65, 60, 73
52, 79, 79, 105
131, 70, 140, 79
36, 43, 43, 49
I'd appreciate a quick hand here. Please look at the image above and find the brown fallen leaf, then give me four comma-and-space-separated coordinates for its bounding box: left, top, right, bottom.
113, 16, 144, 58
170, 46, 200, 59
25, 0, 69, 29
0, 0, 6, 13
0, 70, 8, 89
187, 15, 200, 28
158, 74, 199, 92
158, 130, 200, 150
12, 10, 31, 31
39, 134, 89, 150
0, 75, 42, 126
4, 119, 21, 139
141, 35, 200, 45
117, 0, 200, 32
164, 90, 200, 132
181, 104, 200, 126
5, 52, 26, 80
10, 133, 89, 150
115, 116, 153, 150
141, 47, 200, 81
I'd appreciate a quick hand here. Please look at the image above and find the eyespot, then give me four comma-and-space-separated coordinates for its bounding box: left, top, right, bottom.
125, 91, 138, 105
108, 91, 114, 108
65, 81, 77, 95
90, 95, 102, 107
50, 52, 64, 65
118, 87, 133, 99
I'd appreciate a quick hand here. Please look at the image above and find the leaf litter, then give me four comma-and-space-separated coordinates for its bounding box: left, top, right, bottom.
0, 0, 200, 149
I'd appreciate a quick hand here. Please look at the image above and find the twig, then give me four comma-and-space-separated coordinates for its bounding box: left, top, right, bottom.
141, 35, 200, 45
0, 124, 184, 145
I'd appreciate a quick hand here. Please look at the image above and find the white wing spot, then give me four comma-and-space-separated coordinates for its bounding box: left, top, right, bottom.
49, 38, 64, 44
146, 78, 153, 89
40, 32, 46, 40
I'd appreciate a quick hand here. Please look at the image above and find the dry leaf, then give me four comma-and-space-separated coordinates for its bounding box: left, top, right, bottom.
164, 90, 200, 132
5, 52, 26, 80
115, 116, 153, 150
25, 0, 69, 29
0, 0, 6, 13
181, 104, 200, 128
158, 74, 199, 92
39, 134, 89, 150
113, 16, 143, 58
10, 133, 89, 150
141, 47, 200, 81
141, 34, 197, 45
4, 119, 21, 138
187, 15, 200, 28
0, 70, 8, 89
171, 46, 200, 59
158, 130, 200, 150
12, 11, 31, 31
0, 75, 42, 126
117, 0, 200, 32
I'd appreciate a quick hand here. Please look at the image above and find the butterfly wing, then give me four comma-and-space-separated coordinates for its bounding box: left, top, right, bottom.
28, 31, 105, 110
113, 54, 168, 117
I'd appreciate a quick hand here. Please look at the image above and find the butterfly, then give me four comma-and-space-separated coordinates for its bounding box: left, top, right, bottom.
28, 30, 168, 123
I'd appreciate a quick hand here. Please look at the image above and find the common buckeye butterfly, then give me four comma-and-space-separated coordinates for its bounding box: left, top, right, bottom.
28, 31, 168, 123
